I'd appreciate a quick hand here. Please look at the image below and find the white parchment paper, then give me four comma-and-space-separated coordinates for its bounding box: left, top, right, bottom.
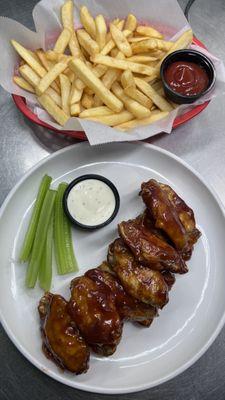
0, 0, 225, 145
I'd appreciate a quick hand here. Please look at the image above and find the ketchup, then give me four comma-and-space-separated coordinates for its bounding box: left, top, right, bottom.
164, 61, 209, 96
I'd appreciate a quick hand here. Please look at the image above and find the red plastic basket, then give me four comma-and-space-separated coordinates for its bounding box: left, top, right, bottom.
12, 37, 209, 140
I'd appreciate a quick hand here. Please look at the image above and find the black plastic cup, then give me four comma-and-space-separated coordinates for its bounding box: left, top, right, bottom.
63, 174, 120, 230
160, 49, 216, 104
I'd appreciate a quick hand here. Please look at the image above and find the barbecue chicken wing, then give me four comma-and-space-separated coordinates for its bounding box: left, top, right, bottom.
118, 216, 187, 274
161, 270, 175, 290
38, 293, 90, 374
68, 276, 123, 356
140, 179, 201, 257
86, 263, 158, 327
108, 239, 169, 308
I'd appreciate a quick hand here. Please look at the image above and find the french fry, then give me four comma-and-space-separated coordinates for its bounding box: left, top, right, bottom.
38, 93, 69, 126
61, 1, 83, 59
136, 25, 163, 39
36, 49, 54, 71
71, 87, 83, 104
115, 20, 125, 30
152, 80, 163, 92
13, 76, 35, 93
36, 50, 61, 91
27, 49, 41, 63
11, 40, 46, 78
101, 28, 130, 56
132, 38, 173, 54
155, 29, 193, 75
70, 103, 81, 116
70, 79, 83, 104
105, 20, 123, 44
18, 64, 42, 86
87, 110, 134, 127
110, 49, 126, 59
124, 85, 153, 109
130, 50, 165, 59
94, 67, 121, 107
44, 87, 62, 107
77, 29, 99, 56
142, 74, 158, 83
80, 6, 96, 39
61, 0, 74, 30
111, 82, 151, 119
110, 48, 119, 58
74, 77, 86, 90
128, 36, 151, 43
12, 42, 60, 93
121, 69, 136, 89
134, 78, 173, 111
69, 59, 123, 112
19, 64, 40, 88
95, 15, 107, 51
45, 51, 72, 63
92, 54, 155, 76
115, 110, 169, 130
102, 68, 121, 89
84, 87, 94, 96
19, 64, 62, 106
92, 51, 124, 106
110, 23, 132, 57
106, 31, 112, 44
59, 74, 71, 115
63, 68, 74, 82
126, 55, 157, 63
124, 14, 137, 32
69, 32, 83, 58
93, 64, 108, 77
45, 50, 60, 61
92, 96, 102, 107
101, 39, 116, 56
81, 93, 94, 109
36, 62, 68, 96
80, 45, 90, 60
106, 18, 125, 48
112, 18, 120, 26
79, 106, 114, 118
54, 28, 71, 53
76, 63, 108, 98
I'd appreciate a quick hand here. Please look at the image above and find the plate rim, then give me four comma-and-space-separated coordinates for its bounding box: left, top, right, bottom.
1, 141, 225, 394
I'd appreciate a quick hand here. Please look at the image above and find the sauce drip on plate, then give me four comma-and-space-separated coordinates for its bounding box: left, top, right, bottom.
164, 61, 209, 96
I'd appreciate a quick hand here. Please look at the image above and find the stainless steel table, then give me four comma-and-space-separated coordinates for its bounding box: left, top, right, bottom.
0, 0, 225, 398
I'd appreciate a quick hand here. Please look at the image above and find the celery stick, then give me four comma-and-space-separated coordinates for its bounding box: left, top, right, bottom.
54, 183, 78, 275
38, 212, 53, 291
19, 175, 52, 262
25, 189, 56, 288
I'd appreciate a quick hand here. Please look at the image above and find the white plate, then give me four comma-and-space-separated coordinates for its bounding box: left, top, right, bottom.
1, 142, 225, 394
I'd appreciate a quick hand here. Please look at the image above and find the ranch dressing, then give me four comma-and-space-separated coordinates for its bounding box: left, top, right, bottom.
67, 179, 116, 226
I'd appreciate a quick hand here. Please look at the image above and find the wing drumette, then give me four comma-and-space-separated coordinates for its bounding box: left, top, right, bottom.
38, 293, 90, 374
108, 239, 170, 308
86, 263, 158, 326
140, 179, 201, 258
118, 216, 187, 274
68, 276, 123, 356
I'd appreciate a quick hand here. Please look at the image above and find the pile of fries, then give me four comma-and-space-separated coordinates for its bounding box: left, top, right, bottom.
12, 0, 193, 131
